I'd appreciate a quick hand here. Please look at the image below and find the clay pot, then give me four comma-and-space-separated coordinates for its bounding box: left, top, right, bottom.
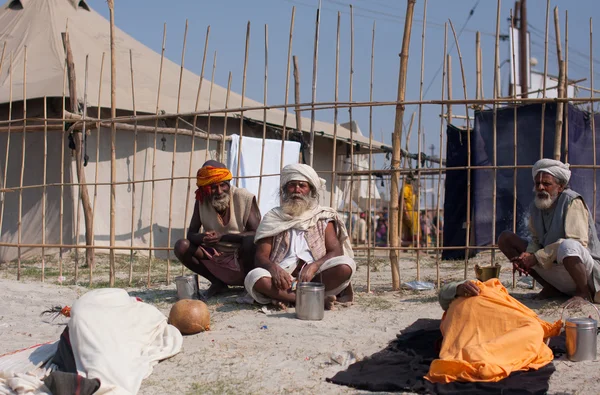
168, 299, 210, 335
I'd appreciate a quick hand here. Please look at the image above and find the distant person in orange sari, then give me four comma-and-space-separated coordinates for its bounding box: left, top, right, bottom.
174, 160, 261, 299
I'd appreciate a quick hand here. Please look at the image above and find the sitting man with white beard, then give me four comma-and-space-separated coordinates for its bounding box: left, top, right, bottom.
174, 160, 261, 299
498, 158, 600, 305
244, 163, 355, 309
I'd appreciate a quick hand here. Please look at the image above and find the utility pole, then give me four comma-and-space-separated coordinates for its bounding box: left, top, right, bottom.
519, 0, 528, 97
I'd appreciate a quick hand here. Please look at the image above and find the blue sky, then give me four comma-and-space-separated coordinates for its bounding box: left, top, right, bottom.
87, 0, 600, 169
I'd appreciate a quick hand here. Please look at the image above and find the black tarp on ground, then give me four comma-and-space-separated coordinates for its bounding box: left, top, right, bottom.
444, 103, 600, 255
327, 318, 561, 394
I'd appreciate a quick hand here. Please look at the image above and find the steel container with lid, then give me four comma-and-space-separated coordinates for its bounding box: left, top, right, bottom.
562, 301, 600, 362
175, 274, 199, 300
296, 282, 325, 321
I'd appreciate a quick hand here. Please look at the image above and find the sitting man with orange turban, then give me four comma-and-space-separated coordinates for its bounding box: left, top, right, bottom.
174, 160, 261, 299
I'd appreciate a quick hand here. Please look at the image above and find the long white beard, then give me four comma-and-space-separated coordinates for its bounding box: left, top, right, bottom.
211, 193, 230, 212
281, 193, 317, 216
533, 190, 558, 210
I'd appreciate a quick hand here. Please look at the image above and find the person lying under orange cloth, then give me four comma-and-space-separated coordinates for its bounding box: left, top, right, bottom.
425, 278, 563, 384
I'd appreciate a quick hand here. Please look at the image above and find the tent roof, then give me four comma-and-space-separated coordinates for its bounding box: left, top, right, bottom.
0, 0, 390, 150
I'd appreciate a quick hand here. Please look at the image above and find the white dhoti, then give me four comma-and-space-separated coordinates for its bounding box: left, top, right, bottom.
244, 256, 356, 305
532, 239, 596, 295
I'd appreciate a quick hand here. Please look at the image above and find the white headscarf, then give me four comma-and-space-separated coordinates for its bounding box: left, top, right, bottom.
532, 158, 571, 184
280, 163, 326, 192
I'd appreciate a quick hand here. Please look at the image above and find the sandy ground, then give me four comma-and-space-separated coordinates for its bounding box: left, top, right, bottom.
1, 252, 600, 395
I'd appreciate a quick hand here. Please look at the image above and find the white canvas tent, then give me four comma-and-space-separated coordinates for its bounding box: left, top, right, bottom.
0, 0, 390, 262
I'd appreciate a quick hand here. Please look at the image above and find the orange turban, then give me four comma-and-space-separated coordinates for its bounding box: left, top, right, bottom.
195, 166, 233, 202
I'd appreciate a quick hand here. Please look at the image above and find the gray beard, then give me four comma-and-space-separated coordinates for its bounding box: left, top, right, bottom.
211, 193, 230, 212
281, 193, 316, 216
533, 191, 558, 210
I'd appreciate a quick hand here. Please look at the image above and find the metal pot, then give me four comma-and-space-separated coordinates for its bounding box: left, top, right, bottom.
474, 264, 501, 282
296, 282, 325, 321
175, 275, 199, 300
562, 300, 600, 362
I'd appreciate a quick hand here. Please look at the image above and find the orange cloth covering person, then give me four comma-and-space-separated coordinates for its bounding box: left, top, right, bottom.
426, 278, 562, 384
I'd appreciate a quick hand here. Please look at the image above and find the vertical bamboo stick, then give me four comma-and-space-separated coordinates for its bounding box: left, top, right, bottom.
366, 20, 376, 292
128, 49, 137, 285
82, 55, 90, 284
235, 22, 250, 185
510, 7, 519, 287
60, 54, 66, 280
257, 24, 268, 205
435, 23, 448, 289
476, 31, 481, 100
186, 26, 210, 262
564, 11, 569, 162
540, 0, 550, 158
92, 52, 104, 283
553, 7, 564, 161
347, 5, 355, 253
308, 2, 322, 167
167, 20, 189, 286
390, 0, 417, 290
41, 96, 47, 282
205, 51, 216, 163
447, 55, 452, 124
148, 25, 167, 287
415, 0, 428, 281
489, 26, 498, 269
293, 56, 302, 140
279, 7, 295, 170
0, 53, 12, 264
108, 0, 117, 287
448, 20, 471, 279
329, 12, 341, 209
591, 18, 596, 221
220, 73, 232, 161
17, 47, 27, 281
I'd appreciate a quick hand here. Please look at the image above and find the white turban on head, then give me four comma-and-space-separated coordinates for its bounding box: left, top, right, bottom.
280, 163, 326, 192
532, 158, 571, 184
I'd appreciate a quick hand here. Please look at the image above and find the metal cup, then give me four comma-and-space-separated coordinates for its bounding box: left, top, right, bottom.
175, 275, 199, 300
295, 282, 325, 321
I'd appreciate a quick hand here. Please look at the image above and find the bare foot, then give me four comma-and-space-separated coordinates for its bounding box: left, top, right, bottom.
562, 295, 592, 308
325, 295, 337, 311
199, 281, 229, 300
336, 283, 354, 307
533, 286, 564, 300
271, 300, 290, 311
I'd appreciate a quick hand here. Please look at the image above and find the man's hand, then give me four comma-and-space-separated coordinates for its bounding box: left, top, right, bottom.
456, 281, 480, 298
511, 252, 537, 276
202, 231, 222, 246
269, 265, 293, 291
299, 262, 319, 283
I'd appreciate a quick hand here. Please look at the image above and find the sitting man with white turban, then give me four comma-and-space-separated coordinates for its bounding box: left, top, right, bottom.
244, 163, 355, 309
498, 158, 600, 305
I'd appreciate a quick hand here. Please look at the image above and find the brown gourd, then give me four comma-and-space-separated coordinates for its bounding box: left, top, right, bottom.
168, 299, 210, 335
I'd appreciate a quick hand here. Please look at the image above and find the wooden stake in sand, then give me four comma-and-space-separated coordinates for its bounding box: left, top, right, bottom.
257, 24, 269, 206
553, 7, 565, 161
590, 18, 596, 221
564, 11, 570, 162
92, 52, 104, 284
220, 73, 232, 162
0, 52, 12, 269
235, 22, 251, 185
128, 49, 137, 285
329, 12, 341, 209
205, 51, 216, 163
366, 20, 376, 293
347, 4, 355, 256
17, 47, 27, 280
308, 2, 321, 167
41, 96, 47, 282
540, 0, 550, 158
390, 0, 416, 290
107, 0, 117, 287
279, 7, 295, 171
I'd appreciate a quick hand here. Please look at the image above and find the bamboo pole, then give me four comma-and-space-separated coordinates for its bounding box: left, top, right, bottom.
293, 55, 302, 138
329, 12, 341, 209
41, 96, 47, 282
449, 20, 471, 279
235, 22, 250, 185
60, 54, 66, 280
415, 0, 428, 281
257, 24, 268, 206
82, 55, 91, 283
347, 4, 355, 255
308, 2, 322, 167
0, 53, 12, 263
0, 42, 5, 240
476, 31, 481, 101
540, 0, 550, 158
205, 51, 216, 162
166, 20, 189, 286
553, 7, 565, 161
491, 20, 499, 268
220, 73, 232, 161
510, 6, 519, 287
591, 18, 596, 222
17, 47, 27, 280
279, 7, 295, 171
128, 49, 137, 285
185, 26, 210, 264
366, 20, 376, 293
92, 52, 104, 283
390, 0, 416, 290
148, 24, 167, 287
108, 0, 117, 287
435, 23, 448, 289
447, 55, 452, 124
564, 11, 569, 162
